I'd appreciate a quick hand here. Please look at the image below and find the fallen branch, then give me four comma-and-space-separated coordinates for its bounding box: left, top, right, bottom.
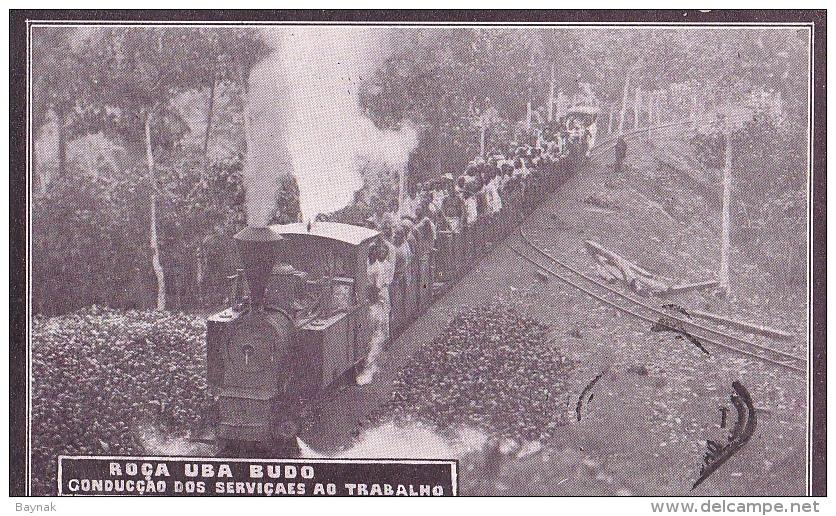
585, 240, 655, 278
588, 242, 670, 295
595, 262, 619, 283
585, 241, 727, 300
633, 274, 671, 293
667, 280, 720, 295
596, 255, 626, 281
688, 309, 794, 340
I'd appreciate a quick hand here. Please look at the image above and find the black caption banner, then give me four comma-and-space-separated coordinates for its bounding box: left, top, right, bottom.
58, 456, 457, 496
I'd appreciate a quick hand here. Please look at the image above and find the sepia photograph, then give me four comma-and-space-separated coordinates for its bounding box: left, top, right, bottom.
9, 10, 825, 500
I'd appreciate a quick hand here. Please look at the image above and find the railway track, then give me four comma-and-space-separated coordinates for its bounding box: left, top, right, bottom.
509, 227, 807, 374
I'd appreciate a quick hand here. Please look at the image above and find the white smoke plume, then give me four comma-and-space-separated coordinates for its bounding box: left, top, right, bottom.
137, 424, 216, 457
244, 27, 418, 225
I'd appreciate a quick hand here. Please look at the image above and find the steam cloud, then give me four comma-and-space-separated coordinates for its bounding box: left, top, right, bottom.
244, 27, 418, 225
297, 422, 488, 459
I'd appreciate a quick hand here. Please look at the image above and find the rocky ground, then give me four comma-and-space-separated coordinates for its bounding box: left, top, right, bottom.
300, 128, 809, 496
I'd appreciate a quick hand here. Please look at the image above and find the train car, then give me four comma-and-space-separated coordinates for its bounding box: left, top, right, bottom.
206, 126, 592, 454
566, 105, 600, 155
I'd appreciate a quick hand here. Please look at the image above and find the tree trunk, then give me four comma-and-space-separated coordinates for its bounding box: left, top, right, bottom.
195, 246, 204, 307
694, 93, 706, 129
435, 131, 443, 178
526, 101, 532, 131
719, 131, 732, 294
618, 71, 631, 134
633, 87, 642, 129
237, 63, 252, 156
547, 65, 556, 122
32, 143, 43, 195
145, 113, 166, 311
56, 107, 67, 178
202, 76, 216, 169
399, 156, 407, 208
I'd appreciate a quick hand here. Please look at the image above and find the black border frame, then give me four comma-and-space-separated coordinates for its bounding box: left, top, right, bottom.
9, 9, 826, 497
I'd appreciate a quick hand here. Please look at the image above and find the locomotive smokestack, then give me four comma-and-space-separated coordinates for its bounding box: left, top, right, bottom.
233, 226, 282, 312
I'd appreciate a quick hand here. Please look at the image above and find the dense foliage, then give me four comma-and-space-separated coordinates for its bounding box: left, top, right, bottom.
374, 303, 571, 443
31, 307, 213, 495
32, 153, 247, 313
31, 26, 811, 314
689, 109, 808, 285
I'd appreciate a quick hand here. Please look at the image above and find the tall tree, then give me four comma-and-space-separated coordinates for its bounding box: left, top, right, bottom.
81, 27, 246, 309
30, 26, 97, 190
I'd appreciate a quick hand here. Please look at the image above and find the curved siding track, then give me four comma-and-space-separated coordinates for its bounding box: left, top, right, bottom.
506, 119, 806, 374
510, 213, 806, 374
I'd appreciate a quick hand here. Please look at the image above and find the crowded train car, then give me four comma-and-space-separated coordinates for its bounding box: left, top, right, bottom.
205, 121, 595, 453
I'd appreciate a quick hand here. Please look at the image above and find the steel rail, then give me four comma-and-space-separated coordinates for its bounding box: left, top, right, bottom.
519, 227, 803, 362
508, 242, 805, 373
537, 119, 806, 369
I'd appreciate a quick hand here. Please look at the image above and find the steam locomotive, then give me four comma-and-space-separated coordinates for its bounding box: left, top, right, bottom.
205, 109, 599, 455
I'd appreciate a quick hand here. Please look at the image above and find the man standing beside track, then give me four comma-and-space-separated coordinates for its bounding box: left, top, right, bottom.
614, 136, 627, 173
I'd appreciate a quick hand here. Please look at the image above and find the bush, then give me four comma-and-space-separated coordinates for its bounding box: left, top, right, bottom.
374, 303, 572, 443
30, 307, 213, 496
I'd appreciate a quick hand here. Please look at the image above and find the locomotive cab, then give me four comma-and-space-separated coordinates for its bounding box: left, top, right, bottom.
267, 222, 380, 395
